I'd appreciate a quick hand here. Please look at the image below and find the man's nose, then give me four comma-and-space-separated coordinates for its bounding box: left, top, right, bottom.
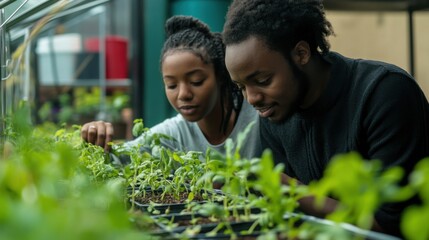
245, 87, 262, 106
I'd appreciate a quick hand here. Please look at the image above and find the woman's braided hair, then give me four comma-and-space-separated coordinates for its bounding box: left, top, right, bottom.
161, 15, 243, 134
223, 0, 334, 57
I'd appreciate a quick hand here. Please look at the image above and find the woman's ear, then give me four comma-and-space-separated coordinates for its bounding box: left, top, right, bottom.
291, 41, 311, 66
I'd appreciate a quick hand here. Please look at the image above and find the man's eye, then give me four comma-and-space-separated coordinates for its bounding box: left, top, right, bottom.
166, 84, 177, 89
257, 77, 271, 85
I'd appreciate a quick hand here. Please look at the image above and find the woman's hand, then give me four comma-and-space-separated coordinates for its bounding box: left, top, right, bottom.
81, 121, 114, 152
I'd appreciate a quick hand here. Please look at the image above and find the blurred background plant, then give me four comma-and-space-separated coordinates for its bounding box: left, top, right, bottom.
37, 87, 130, 124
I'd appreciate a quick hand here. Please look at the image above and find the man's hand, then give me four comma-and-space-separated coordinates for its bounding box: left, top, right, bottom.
81, 121, 114, 152
280, 172, 300, 185
280, 172, 337, 218
280, 173, 387, 233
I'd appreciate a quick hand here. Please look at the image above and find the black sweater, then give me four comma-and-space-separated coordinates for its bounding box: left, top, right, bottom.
261, 51, 429, 237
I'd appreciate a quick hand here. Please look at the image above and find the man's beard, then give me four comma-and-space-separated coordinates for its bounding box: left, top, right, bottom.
274, 61, 309, 124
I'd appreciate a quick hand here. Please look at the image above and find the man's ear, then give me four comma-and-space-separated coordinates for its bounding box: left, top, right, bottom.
291, 41, 311, 66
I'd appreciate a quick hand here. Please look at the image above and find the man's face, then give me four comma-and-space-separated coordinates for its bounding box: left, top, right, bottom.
225, 37, 307, 123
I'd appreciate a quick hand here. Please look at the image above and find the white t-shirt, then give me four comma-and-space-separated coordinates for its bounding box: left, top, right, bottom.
125, 101, 262, 159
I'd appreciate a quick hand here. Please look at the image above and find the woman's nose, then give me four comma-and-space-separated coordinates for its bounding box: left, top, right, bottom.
178, 84, 193, 100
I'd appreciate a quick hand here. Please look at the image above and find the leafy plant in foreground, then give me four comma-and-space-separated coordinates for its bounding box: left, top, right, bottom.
309, 152, 414, 231
0, 108, 155, 240
401, 158, 429, 240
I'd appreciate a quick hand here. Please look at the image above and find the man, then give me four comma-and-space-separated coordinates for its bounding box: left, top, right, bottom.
223, 0, 429, 237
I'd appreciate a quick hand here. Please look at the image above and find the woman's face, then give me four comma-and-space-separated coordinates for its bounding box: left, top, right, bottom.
162, 51, 220, 122
225, 36, 307, 123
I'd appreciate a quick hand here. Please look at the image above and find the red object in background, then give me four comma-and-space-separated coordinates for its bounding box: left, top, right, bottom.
85, 36, 128, 79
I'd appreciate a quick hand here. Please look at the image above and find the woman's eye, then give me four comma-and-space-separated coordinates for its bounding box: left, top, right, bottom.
166, 84, 177, 90
191, 80, 204, 86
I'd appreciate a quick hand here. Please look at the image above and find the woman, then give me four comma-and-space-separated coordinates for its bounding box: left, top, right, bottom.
81, 15, 261, 159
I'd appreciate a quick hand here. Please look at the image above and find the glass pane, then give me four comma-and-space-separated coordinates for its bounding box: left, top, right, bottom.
3, 0, 54, 20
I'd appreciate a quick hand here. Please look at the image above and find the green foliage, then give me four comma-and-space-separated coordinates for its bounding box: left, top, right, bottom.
247, 150, 308, 238
4, 108, 429, 239
132, 118, 146, 137
401, 158, 429, 240
309, 152, 414, 230
0, 106, 154, 240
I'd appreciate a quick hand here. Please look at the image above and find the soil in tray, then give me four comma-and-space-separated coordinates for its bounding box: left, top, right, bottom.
134, 191, 205, 204
130, 190, 222, 215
